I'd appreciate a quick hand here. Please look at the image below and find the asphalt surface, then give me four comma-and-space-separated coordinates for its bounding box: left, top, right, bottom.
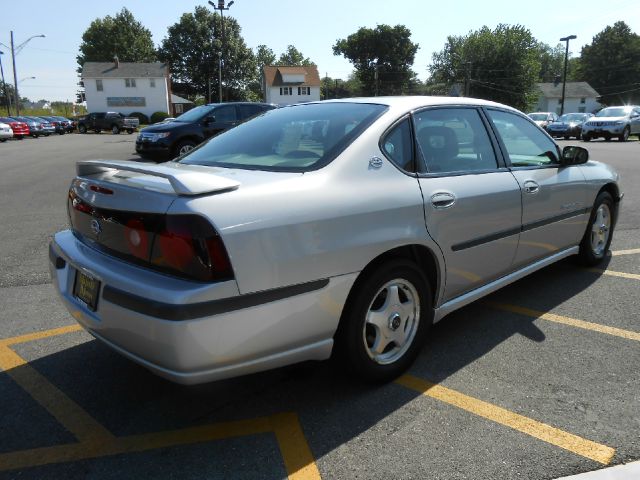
0, 133, 638, 479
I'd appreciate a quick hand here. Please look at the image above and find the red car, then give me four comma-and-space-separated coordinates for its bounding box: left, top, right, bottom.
0, 117, 29, 139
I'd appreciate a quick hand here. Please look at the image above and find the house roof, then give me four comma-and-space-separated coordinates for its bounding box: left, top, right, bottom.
170, 94, 193, 104
82, 62, 168, 79
537, 82, 600, 99
263, 65, 321, 87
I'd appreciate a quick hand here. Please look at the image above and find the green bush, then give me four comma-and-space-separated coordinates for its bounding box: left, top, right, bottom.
128, 111, 149, 125
150, 111, 170, 124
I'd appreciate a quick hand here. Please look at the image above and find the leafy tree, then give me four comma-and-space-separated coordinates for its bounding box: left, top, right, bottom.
429, 24, 541, 111
158, 6, 256, 102
77, 8, 156, 72
0, 82, 16, 114
277, 45, 314, 66
333, 25, 419, 96
255, 45, 277, 67
578, 21, 640, 105
538, 43, 580, 83
321, 74, 363, 99
246, 45, 277, 101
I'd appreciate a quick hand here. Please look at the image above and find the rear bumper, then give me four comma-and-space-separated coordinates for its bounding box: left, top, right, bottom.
49, 231, 350, 384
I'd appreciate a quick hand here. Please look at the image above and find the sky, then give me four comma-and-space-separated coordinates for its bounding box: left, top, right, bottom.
1, 0, 639, 102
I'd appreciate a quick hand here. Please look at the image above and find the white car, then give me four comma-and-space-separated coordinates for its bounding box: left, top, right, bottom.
581, 105, 640, 142
0, 122, 13, 142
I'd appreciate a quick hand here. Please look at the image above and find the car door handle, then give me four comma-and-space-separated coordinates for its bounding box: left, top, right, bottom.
430, 192, 456, 209
523, 180, 540, 194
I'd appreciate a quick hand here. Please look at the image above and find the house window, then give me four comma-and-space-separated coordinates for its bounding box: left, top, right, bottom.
580, 97, 586, 104
125, 78, 136, 88
578, 106, 586, 113
280, 87, 292, 96
150, 78, 156, 88
298, 87, 310, 95
96, 79, 103, 91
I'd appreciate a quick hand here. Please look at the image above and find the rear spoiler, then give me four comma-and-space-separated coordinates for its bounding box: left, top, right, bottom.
77, 160, 240, 196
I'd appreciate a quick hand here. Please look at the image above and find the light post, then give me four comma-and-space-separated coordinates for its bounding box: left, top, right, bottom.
208, 0, 234, 103
559, 35, 576, 116
0, 51, 11, 115
0, 32, 46, 115
19, 76, 36, 84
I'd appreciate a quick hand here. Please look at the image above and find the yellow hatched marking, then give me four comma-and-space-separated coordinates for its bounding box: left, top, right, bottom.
0, 345, 115, 443
397, 375, 615, 465
610, 248, 640, 256
587, 269, 640, 281
486, 302, 640, 342
0, 327, 320, 478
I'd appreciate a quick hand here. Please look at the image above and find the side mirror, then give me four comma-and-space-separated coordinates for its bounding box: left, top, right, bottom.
203, 115, 216, 124
561, 146, 589, 165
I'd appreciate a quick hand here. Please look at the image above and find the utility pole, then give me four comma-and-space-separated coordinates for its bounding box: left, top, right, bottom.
11, 32, 19, 115
0, 51, 12, 115
208, 0, 235, 103
559, 34, 576, 116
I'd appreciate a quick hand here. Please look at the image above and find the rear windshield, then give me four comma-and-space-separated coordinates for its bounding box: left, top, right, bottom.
179, 102, 387, 171
596, 107, 631, 117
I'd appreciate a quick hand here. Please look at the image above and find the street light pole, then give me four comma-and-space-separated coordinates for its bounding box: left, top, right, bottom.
559, 34, 576, 116
0, 51, 12, 115
208, 0, 234, 103
7, 31, 46, 116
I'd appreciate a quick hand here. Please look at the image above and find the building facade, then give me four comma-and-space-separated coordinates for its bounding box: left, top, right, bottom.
81, 60, 171, 117
262, 66, 321, 105
535, 82, 601, 114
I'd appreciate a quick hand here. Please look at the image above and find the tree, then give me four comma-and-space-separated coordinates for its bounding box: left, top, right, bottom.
321, 74, 362, 99
333, 25, 419, 96
277, 45, 314, 66
428, 24, 541, 111
538, 43, 580, 83
158, 6, 256, 102
77, 8, 156, 72
255, 45, 277, 68
0, 82, 16, 115
578, 21, 640, 105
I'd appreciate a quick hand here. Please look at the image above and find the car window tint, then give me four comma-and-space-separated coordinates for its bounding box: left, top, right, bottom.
238, 104, 262, 119
213, 105, 237, 122
487, 110, 559, 167
382, 118, 413, 171
413, 108, 497, 174
180, 102, 387, 171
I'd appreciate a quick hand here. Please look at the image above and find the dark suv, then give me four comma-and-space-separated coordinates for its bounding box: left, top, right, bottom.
135, 102, 276, 159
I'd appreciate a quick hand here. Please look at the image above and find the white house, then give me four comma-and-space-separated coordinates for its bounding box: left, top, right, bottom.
535, 82, 601, 114
262, 65, 321, 105
81, 59, 171, 117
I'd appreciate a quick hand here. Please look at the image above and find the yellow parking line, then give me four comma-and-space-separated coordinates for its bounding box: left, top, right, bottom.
485, 302, 640, 342
272, 413, 322, 480
587, 268, 640, 281
397, 375, 615, 465
0, 324, 83, 347
0, 345, 115, 444
610, 248, 640, 256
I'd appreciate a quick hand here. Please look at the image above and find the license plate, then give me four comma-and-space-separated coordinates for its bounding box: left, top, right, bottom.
73, 270, 100, 311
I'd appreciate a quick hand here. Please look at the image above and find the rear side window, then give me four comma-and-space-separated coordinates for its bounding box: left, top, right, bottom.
487, 110, 559, 167
212, 105, 237, 122
238, 104, 263, 119
382, 118, 414, 171
414, 108, 498, 174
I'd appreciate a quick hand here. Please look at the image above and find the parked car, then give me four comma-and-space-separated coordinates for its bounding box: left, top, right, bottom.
50, 96, 621, 385
49, 115, 74, 133
25, 116, 56, 136
546, 113, 593, 140
11, 116, 44, 137
527, 112, 559, 131
66, 118, 78, 131
0, 122, 12, 142
581, 105, 640, 142
38, 116, 67, 135
77, 112, 139, 134
0, 117, 29, 139
135, 102, 276, 159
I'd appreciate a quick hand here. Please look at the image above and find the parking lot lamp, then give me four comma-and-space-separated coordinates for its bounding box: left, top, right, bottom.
8, 31, 46, 115
559, 35, 576, 116
0, 51, 12, 115
207, 0, 234, 102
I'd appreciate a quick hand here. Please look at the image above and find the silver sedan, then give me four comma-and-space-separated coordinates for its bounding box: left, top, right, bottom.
50, 97, 621, 384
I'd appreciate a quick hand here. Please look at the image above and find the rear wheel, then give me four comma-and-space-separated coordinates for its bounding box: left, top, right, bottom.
78, 124, 87, 134
333, 259, 432, 382
619, 126, 630, 142
578, 192, 614, 266
111, 125, 120, 135
604, 135, 611, 142
582, 134, 590, 142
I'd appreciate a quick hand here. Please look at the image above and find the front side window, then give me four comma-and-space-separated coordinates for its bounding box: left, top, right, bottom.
211, 105, 237, 123
487, 109, 559, 167
96, 79, 103, 91
280, 87, 292, 96
180, 102, 387, 171
381, 118, 414, 172
413, 108, 498, 174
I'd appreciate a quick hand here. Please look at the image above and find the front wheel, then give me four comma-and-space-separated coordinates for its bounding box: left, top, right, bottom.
111, 125, 120, 134
333, 259, 432, 383
578, 192, 615, 266
175, 139, 197, 157
78, 124, 87, 134
582, 134, 591, 142
619, 126, 630, 142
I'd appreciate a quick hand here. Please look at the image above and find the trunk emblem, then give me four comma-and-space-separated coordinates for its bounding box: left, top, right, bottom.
90, 219, 102, 235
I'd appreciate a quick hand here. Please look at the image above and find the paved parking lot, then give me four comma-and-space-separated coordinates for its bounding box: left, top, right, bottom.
0, 134, 639, 479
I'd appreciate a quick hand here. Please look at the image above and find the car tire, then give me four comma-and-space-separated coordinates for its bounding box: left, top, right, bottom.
333, 259, 432, 383
619, 126, 630, 142
0, 139, 6, 142
94, 129, 101, 134
604, 136, 611, 142
578, 191, 615, 266
78, 125, 87, 134
127, 129, 134, 134
564, 135, 570, 140
582, 134, 590, 142
175, 139, 197, 157
111, 125, 120, 135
